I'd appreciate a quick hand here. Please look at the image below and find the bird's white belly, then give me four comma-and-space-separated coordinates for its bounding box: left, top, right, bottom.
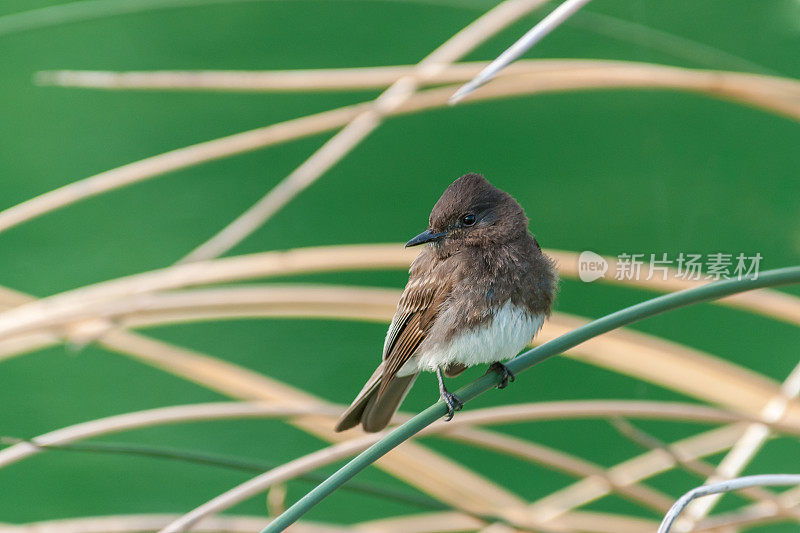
398, 301, 544, 376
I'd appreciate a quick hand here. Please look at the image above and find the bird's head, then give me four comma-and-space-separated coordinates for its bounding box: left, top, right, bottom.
405, 173, 529, 252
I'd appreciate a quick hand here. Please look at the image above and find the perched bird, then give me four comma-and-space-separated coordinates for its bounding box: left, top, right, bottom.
335, 173, 557, 432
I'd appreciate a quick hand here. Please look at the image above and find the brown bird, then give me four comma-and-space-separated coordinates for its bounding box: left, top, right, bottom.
335, 173, 557, 432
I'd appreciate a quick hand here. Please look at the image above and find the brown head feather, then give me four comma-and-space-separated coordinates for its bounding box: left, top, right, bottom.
429, 173, 528, 254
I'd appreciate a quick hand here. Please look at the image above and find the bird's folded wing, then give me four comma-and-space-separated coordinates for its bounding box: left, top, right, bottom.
379, 275, 451, 396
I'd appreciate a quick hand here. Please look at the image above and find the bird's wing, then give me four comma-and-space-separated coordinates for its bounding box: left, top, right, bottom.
379, 269, 451, 396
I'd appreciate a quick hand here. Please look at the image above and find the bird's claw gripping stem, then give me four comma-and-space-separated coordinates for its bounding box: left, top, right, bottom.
440, 390, 464, 421
436, 367, 463, 422
487, 361, 515, 389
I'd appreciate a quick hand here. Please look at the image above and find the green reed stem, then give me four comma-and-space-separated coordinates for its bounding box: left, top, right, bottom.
263, 266, 800, 532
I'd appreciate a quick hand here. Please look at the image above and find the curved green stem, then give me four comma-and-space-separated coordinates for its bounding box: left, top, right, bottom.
263, 266, 800, 532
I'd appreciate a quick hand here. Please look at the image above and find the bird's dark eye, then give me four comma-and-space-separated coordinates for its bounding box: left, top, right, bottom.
461, 213, 476, 226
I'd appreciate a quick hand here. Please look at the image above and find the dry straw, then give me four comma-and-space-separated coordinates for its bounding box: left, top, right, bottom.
4, 61, 800, 242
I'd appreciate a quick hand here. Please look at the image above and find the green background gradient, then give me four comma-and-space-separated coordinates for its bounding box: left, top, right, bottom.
1, 0, 799, 530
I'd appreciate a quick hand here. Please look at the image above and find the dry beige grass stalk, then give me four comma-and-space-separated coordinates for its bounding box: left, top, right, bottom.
357, 509, 660, 533
0, 245, 796, 349
4, 62, 800, 239
0, 514, 340, 533
41, 59, 800, 94
0, 281, 797, 429
0, 510, 667, 533
36, 60, 678, 92
0, 403, 342, 469
0, 399, 783, 471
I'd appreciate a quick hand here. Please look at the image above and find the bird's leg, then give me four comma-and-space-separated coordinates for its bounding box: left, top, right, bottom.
436, 367, 463, 421
486, 361, 515, 389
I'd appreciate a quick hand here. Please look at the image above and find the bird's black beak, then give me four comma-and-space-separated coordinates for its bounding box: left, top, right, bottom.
405, 229, 447, 248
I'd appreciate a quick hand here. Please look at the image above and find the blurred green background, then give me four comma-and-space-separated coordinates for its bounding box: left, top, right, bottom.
1, 0, 799, 530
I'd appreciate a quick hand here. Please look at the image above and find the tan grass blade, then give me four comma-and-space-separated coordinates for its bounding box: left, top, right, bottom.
531, 426, 798, 530
163, 426, 677, 532
1, 278, 799, 430
128, 252, 800, 326
0, 281, 798, 428
687, 485, 800, 533
780, 485, 800, 508
0, 245, 797, 348
442, 401, 754, 428
0, 286, 34, 308
693, 508, 785, 532
1, 282, 797, 428
0, 246, 419, 341
0, 514, 342, 533
2, 398, 787, 471
0, 402, 341, 469
547, 511, 660, 533
0, 510, 662, 533
354, 509, 660, 533
0, 324, 792, 528
34, 60, 692, 92
4, 61, 800, 238
0, 104, 365, 235
0, 285, 60, 361
36, 60, 800, 96
0, 333, 57, 362
353, 511, 484, 533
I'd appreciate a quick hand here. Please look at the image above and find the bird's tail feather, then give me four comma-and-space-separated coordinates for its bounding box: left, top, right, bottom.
334, 365, 417, 433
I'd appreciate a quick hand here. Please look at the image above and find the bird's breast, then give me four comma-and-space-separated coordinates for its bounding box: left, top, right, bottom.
399, 300, 545, 375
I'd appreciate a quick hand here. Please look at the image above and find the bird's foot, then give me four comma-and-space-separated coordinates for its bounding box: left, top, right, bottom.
440, 389, 463, 421
436, 366, 463, 422
486, 362, 515, 389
